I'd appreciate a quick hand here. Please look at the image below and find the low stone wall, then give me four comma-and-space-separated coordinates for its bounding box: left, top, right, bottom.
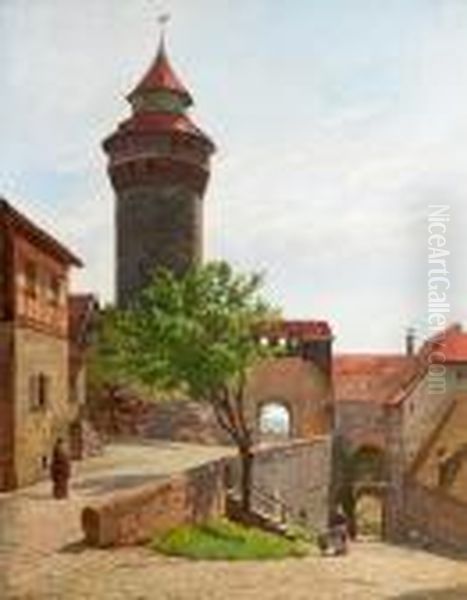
82, 459, 227, 547
229, 437, 331, 533
400, 479, 467, 551
82, 437, 331, 547
89, 388, 229, 445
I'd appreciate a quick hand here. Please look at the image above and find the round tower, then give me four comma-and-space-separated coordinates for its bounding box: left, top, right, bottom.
103, 34, 215, 306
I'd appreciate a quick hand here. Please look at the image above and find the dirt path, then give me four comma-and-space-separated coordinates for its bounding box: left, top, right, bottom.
4, 540, 467, 600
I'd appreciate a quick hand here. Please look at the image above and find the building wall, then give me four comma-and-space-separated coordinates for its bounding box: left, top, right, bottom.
13, 327, 77, 487
385, 368, 455, 540
334, 401, 386, 451
412, 394, 467, 493
246, 357, 332, 441
116, 184, 202, 305
398, 478, 467, 552
246, 438, 331, 532
0, 323, 15, 490
399, 370, 454, 469
13, 235, 69, 336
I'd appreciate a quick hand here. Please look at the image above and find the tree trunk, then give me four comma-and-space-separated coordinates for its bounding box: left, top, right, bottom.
240, 445, 254, 513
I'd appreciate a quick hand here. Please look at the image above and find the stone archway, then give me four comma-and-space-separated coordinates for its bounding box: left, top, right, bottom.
256, 399, 293, 443
353, 445, 387, 538
353, 445, 385, 483
355, 485, 385, 538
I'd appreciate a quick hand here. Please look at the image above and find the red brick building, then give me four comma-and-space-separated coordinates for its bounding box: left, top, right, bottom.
0, 199, 87, 490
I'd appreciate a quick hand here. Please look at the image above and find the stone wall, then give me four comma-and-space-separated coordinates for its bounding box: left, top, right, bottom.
229, 437, 331, 533
398, 478, 467, 551
82, 437, 332, 547
90, 389, 228, 445
246, 357, 332, 441
82, 458, 227, 547
399, 371, 454, 469
14, 327, 77, 487
384, 369, 455, 540
116, 185, 203, 306
334, 401, 386, 451
90, 356, 332, 446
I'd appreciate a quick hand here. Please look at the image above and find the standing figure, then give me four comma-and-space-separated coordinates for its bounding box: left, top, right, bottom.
50, 437, 71, 499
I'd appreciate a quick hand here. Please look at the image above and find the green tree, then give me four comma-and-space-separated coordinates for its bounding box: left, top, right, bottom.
102, 261, 278, 512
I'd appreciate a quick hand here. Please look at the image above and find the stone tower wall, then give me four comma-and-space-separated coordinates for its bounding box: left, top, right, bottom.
116, 183, 202, 306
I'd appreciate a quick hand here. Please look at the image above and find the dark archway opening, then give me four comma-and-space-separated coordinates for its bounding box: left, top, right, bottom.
353, 445, 386, 539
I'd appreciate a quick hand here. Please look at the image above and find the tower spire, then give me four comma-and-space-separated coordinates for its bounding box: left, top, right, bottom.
127, 11, 193, 109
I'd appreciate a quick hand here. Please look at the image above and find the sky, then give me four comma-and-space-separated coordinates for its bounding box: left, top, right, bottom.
1, 0, 467, 352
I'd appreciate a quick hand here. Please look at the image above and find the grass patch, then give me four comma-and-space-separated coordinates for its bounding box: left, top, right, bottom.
150, 518, 310, 560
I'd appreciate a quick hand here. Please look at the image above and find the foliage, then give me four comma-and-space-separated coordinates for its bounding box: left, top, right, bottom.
106, 262, 278, 400
87, 305, 125, 391
95, 261, 279, 510
150, 518, 309, 560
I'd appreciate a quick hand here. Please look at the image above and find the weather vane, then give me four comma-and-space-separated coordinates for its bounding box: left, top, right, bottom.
158, 12, 171, 32
150, 1, 171, 34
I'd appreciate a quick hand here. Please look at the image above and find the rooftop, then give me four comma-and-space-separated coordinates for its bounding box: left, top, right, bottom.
333, 353, 418, 405
0, 198, 82, 267
259, 320, 332, 341
128, 37, 193, 106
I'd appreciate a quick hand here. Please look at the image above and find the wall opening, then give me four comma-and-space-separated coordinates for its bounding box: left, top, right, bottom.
258, 402, 291, 442
353, 445, 385, 483
355, 492, 384, 539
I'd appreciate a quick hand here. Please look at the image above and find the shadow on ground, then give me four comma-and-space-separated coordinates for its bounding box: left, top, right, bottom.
391, 586, 467, 599
59, 540, 88, 554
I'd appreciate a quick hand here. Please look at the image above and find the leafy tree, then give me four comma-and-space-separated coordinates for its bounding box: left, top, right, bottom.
101, 261, 278, 511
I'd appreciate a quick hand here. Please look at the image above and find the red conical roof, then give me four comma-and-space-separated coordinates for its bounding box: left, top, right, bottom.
128, 37, 193, 106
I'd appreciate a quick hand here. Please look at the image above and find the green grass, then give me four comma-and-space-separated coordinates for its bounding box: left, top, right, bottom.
150, 518, 310, 560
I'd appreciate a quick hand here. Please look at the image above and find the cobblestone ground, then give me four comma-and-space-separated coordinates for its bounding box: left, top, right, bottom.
0, 440, 232, 599
2, 441, 467, 599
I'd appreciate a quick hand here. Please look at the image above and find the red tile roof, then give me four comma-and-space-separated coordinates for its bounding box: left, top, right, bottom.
333, 353, 418, 405
128, 39, 193, 106
421, 324, 467, 364
333, 324, 467, 407
260, 320, 332, 341
117, 112, 213, 146
0, 198, 82, 267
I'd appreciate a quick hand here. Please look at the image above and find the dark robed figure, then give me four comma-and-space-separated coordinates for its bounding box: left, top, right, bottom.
50, 437, 71, 499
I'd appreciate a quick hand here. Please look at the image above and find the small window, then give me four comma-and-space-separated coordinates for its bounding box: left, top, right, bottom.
38, 374, 49, 408
29, 373, 50, 411
48, 275, 62, 307
24, 261, 38, 298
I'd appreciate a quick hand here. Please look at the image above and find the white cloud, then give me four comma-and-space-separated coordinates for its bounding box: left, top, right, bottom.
1, 0, 467, 350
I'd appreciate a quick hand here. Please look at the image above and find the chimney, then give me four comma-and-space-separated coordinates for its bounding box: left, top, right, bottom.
406, 327, 416, 356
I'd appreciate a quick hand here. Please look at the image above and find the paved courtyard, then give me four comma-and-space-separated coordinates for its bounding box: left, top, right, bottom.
2, 440, 467, 599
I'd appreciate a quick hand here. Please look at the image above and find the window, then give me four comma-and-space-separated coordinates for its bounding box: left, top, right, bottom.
29, 373, 50, 411
48, 274, 62, 307
24, 261, 38, 298
258, 402, 291, 440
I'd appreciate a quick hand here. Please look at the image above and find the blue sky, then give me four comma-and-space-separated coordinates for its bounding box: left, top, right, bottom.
1, 0, 467, 351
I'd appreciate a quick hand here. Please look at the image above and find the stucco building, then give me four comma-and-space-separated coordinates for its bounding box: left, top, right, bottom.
0, 199, 88, 490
